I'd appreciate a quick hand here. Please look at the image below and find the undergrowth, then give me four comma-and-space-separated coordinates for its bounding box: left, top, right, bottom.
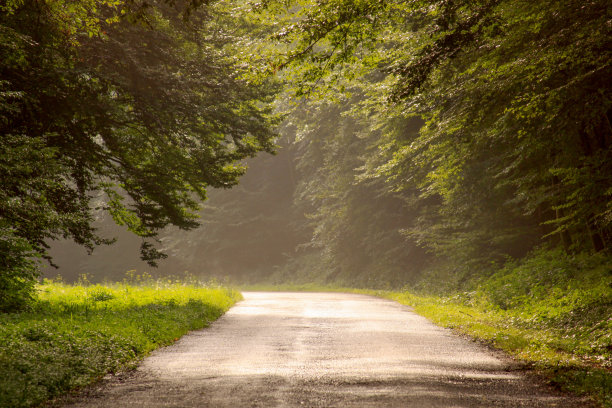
0, 279, 241, 408
383, 249, 612, 407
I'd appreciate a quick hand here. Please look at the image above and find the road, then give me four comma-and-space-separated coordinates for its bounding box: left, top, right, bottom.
61, 292, 591, 407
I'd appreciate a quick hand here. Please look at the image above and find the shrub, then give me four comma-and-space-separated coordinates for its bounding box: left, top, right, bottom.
0, 231, 39, 312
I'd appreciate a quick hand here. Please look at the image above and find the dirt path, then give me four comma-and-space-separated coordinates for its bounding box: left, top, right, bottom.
60, 292, 591, 407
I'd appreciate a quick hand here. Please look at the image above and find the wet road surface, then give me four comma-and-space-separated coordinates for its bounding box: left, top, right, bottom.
60, 292, 592, 407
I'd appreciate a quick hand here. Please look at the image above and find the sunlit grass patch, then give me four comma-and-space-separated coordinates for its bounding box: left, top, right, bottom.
363, 251, 612, 408
379, 290, 611, 407
0, 280, 241, 408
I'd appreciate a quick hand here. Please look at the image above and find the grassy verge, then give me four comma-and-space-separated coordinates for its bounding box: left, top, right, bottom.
0, 280, 241, 408
376, 290, 611, 408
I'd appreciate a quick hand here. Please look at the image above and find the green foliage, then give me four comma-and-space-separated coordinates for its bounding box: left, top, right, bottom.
0, 226, 39, 311
479, 249, 611, 311
273, 95, 431, 287
0, 280, 241, 408
246, 0, 612, 284
0, 0, 278, 308
380, 249, 611, 407
105, 0, 611, 293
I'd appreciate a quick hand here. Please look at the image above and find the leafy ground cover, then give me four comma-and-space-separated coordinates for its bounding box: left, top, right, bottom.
380, 290, 610, 407
0, 279, 241, 408
377, 252, 612, 408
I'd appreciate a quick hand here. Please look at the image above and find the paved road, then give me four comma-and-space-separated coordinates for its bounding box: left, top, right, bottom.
61, 292, 591, 407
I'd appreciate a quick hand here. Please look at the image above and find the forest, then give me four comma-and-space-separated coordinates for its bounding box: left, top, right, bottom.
0, 0, 610, 296
1, 0, 611, 405
1, 0, 611, 298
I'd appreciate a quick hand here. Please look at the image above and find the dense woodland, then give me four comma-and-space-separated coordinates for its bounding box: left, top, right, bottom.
2, 0, 612, 309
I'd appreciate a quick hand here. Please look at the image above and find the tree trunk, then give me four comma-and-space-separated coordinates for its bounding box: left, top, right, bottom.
555, 207, 573, 252
586, 215, 605, 252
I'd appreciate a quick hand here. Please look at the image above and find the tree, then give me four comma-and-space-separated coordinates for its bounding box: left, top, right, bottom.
0, 0, 278, 310
276, 94, 430, 287
157, 138, 309, 283
249, 0, 612, 283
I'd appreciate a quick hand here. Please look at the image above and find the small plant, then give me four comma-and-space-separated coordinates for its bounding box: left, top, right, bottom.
87, 286, 115, 302
123, 270, 154, 285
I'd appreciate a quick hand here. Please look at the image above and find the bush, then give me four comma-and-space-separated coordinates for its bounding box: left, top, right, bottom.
479, 248, 612, 312
0, 231, 39, 312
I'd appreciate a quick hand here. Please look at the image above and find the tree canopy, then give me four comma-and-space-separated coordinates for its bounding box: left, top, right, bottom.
2, 0, 611, 305
249, 0, 612, 273
0, 0, 278, 309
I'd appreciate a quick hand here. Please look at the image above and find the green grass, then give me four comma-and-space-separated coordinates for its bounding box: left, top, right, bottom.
377, 290, 611, 407
0, 280, 241, 408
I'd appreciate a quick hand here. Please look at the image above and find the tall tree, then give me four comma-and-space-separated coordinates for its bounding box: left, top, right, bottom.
279, 95, 430, 287
249, 0, 612, 282
0, 0, 278, 309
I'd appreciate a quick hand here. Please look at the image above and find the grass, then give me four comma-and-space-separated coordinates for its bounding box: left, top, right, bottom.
378, 290, 611, 408
0, 279, 241, 408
